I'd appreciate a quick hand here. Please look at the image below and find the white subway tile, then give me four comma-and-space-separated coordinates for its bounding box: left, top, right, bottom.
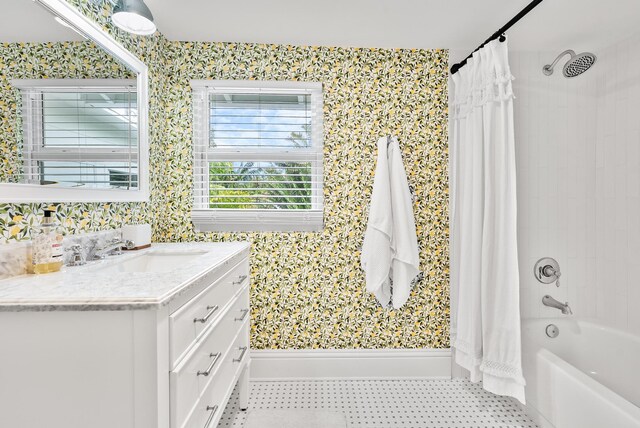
512, 37, 640, 332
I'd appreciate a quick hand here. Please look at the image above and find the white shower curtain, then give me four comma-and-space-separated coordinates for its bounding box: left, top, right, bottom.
449, 38, 526, 404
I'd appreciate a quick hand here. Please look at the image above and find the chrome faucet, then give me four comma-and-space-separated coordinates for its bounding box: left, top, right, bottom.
542, 295, 572, 315
92, 238, 135, 260
65, 244, 86, 266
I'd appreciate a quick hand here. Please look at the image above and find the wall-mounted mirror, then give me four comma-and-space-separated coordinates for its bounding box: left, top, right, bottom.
0, 0, 149, 202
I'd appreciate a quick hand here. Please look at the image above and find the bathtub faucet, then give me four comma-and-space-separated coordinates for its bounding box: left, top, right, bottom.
542, 295, 572, 315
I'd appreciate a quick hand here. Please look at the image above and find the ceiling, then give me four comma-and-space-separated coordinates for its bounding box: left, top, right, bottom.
0, 1, 84, 42
3, 0, 640, 63
145, 0, 640, 62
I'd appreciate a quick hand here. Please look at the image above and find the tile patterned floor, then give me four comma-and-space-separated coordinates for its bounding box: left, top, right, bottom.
217, 379, 538, 428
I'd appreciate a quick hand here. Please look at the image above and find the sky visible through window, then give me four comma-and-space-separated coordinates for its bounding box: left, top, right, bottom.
208, 94, 314, 209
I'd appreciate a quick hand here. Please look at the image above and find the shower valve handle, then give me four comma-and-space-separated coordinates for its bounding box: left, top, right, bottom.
542, 265, 561, 287
534, 258, 562, 287
551, 268, 561, 287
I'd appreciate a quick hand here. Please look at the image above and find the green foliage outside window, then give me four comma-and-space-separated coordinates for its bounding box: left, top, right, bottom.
209, 127, 313, 209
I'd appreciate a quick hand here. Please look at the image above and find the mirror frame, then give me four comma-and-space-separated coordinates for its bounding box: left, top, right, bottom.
0, 0, 150, 203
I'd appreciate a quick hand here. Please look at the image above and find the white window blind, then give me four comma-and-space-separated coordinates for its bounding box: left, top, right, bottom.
13, 79, 138, 189
191, 80, 324, 232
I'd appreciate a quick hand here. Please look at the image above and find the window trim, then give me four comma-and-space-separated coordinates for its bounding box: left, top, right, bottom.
190, 80, 324, 232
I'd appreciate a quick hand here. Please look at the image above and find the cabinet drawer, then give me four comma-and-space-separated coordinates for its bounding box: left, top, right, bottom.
170, 286, 249, 428
170, 258, 249, 366
181, 323, 250, 428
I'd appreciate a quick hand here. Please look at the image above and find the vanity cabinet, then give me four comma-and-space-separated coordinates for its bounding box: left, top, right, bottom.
0, 243, 250, 428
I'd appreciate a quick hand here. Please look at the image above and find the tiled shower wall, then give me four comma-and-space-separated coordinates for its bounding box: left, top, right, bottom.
511, 50, 598, 321
512, 31, 640, 335
593, 33, 640, 333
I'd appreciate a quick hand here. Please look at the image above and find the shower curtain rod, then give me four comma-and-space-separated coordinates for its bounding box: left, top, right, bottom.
450, 0, 544, 75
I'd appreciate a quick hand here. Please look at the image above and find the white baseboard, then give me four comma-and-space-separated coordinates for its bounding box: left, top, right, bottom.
249, 348, 451, 380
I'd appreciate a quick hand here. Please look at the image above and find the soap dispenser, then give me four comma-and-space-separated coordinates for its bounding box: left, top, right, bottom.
32, 209, 64, 274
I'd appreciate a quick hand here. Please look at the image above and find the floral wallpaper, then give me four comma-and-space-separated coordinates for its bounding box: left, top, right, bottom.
160, 43, 450, 349
0, 1, 450, 349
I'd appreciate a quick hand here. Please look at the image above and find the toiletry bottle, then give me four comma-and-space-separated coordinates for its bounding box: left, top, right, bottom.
32, 210, 64, 274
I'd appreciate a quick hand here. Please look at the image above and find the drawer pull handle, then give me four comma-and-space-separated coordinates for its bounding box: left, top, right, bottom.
233, 346, 248, 363
197, 352, 221, 377
233, 274, 248, 285
204, 405, 219, 428
234, 309, 250, 322
194, 305, 219, 324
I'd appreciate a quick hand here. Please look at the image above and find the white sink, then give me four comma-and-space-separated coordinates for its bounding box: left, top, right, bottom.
95, 250, 209, 273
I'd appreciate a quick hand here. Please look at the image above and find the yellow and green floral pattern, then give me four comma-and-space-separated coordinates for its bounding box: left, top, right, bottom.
0, 0, 450, 349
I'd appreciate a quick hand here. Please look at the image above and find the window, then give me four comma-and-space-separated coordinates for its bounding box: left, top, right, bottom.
191, 80, 324, 232
15, 79, 138, 189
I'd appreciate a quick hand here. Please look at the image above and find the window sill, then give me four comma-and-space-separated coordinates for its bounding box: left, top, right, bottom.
191, 209, 324, 232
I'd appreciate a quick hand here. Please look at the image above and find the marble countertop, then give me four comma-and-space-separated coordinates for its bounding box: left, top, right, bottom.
0, 242, 250, 312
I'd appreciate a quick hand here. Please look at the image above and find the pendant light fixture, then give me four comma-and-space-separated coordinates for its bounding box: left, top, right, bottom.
111, 0, 156, 36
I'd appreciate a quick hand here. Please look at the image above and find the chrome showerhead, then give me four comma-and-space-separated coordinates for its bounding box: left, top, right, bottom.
543, 49, 597, 78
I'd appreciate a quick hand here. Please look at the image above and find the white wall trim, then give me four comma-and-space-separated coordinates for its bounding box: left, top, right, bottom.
250, 348, 451, 380
10, 78, 137, 89
190, 80, 322, 90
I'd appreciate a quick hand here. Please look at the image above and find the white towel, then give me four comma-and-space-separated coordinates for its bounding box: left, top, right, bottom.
361, 136, 420, 309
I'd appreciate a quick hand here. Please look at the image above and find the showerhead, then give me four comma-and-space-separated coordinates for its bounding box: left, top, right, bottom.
543, 49, 597, 78
563, 52, 597, 77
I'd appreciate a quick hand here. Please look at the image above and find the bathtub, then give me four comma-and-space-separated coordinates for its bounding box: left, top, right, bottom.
521, 318, 640, 428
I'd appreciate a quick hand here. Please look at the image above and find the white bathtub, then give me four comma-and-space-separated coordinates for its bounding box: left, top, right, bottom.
522, 318, 640, 428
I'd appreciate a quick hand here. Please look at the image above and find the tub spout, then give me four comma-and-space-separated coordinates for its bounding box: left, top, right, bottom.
542, 295, 572, 315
